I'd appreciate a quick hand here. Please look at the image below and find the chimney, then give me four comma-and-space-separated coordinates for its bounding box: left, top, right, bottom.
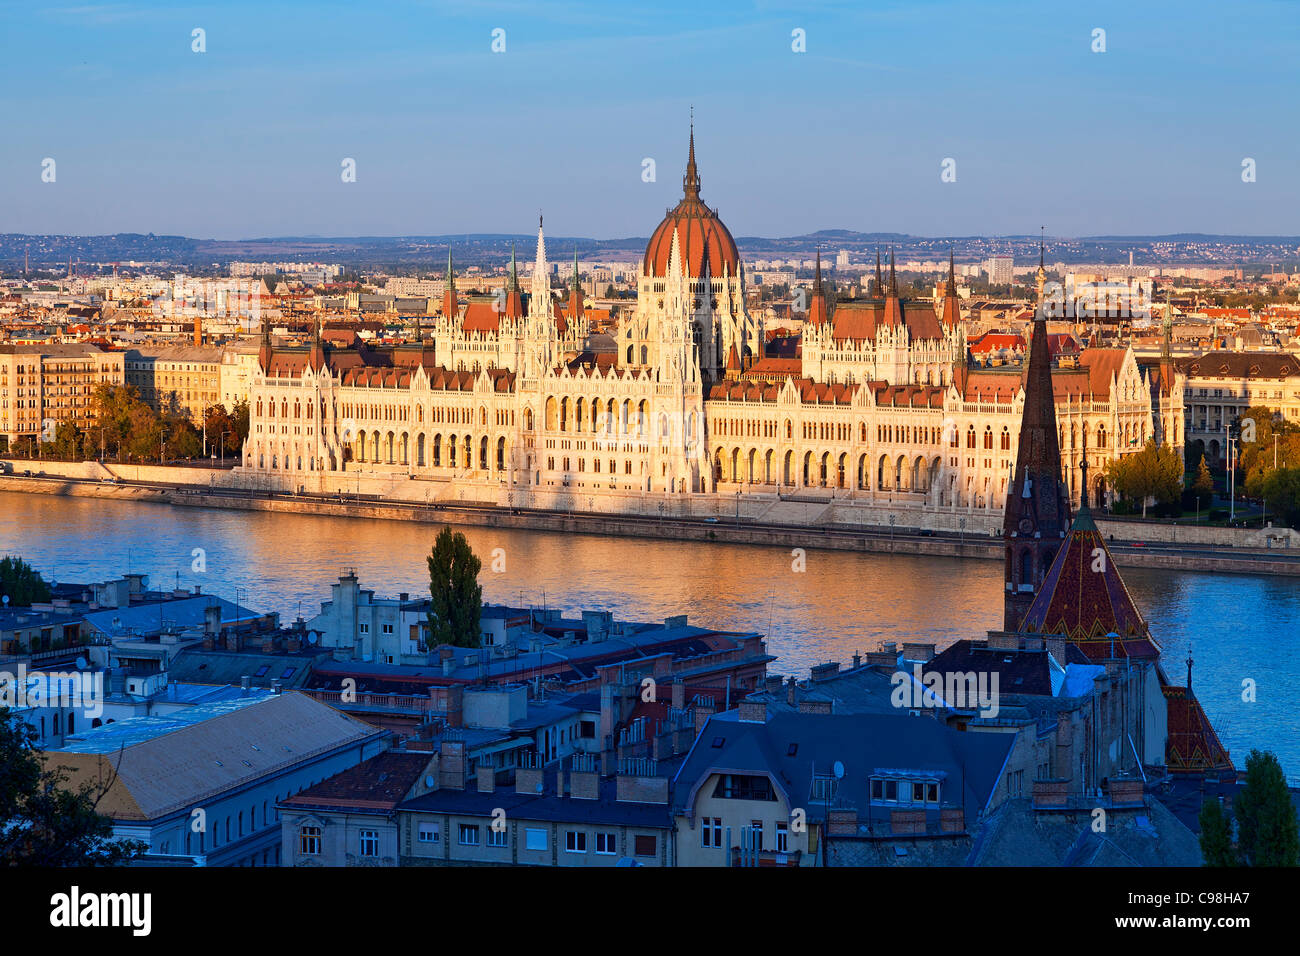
570, 765, 599, 800
671, 679, 685, 711
515, 765, 544, 795
738, 699, 767, 723
786, 676, 798, 706
271, 680, 282, 695
240, 675, 251, 697
693, 701, 716, 738
986, 631, 1020, 651
438, 740, 466, 790
940, 807, 966, 833
810, 662, 841, 682
476, 765, 496, 793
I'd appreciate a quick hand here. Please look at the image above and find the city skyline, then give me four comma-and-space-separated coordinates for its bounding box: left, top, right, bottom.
4, 0, 1298, 240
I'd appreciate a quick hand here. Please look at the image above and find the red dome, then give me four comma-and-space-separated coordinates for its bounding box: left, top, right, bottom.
643, 130, 740, 278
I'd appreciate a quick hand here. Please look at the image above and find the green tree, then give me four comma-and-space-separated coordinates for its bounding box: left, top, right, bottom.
1238, 406, 1300, 499
0, 556, 52, 605
229, 398, 250, 453
1234, 749, 1299, 866
1262, 467, 1300, 529
90, 383, 149, 461
426, 526, 483, 648
0, 708, 144, 865
125, 403, 162, 461
1191, 454, 1214, 507
1198, 797, 1236, 866
47, 421, 85, 461
1105, 440, 1183, 517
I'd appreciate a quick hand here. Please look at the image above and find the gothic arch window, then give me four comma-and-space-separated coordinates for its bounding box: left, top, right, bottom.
627, 345, 634, 364
640, 345, 648, 364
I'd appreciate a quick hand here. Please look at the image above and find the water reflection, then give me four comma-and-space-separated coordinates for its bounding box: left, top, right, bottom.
2, 492, 1296, 773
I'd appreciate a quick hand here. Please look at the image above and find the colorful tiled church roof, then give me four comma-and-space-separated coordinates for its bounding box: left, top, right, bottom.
1163, 683, 1233, 773
1019, 504, 1160, 659
1020, 491, 1232, 773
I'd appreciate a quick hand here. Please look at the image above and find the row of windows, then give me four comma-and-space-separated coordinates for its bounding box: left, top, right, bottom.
700, 817, 790, 852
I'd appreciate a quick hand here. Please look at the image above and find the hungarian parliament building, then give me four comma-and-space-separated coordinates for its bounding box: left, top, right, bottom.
241, 130, 1184, 518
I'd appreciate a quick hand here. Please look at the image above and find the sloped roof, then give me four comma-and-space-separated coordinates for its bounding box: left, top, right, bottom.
1163, 685, 1233, 773
1018, 507, 1159, 655
45, 692, 384, 822
829, 299, 944, 343
281, 750, 434, 813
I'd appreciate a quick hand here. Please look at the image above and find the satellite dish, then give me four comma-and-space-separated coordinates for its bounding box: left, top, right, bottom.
307, 632, 318, 644
424, 775, 436, 788
833, 760, 845, 780
1, 595, 8, 607
75, 656, 89, 671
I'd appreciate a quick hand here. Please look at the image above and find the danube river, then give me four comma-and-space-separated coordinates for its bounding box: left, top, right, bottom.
2, 491, 1297, 774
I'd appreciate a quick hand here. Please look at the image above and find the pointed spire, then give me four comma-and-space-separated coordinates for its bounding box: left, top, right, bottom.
568, 248, 584, 320
940, 248, 961, 329
1002, 277, 1071, 629
443, 248, 458, 319
503, 243, 524, 319
888, 249, 898, 297
874, 249, 883, 297
808, 248, 828, 327
683, 111, 701, 200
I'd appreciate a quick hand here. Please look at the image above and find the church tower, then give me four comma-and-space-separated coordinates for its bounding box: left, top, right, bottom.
1003, 303, 1071, 630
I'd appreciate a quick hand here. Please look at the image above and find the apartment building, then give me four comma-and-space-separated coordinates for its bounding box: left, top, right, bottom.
1177, 350, 1300, 463
124, 345, 223, 422
0, 343, 124, 447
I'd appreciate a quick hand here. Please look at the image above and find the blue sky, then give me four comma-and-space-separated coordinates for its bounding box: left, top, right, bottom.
2, 0, 1297, 239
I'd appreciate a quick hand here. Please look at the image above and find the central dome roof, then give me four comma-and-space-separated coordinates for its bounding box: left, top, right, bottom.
643, 129, 740, 279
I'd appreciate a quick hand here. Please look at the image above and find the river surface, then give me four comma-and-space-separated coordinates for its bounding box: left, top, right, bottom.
2, 491, 1296, 774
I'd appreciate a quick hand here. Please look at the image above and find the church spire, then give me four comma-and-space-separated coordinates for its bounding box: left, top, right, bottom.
1036, 226, 1048, 307
568, 248, 584, 320
443, 248, 458, 319
1002, 293, 1071, 630
874, 249, 883, 297
684, 110, 700, 200
808, 248, 829, 327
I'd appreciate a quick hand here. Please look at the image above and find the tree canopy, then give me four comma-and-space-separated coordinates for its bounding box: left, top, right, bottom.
1104, 440, 1183, 517
1234, 749, 1299, 866
426, 526, 483, 649
0, 707, 143, 865
0, 556, 51, 606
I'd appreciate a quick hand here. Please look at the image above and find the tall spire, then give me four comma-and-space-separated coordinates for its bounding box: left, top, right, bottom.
1002, 289, 1071, 630
683, 110, 701, 200
808, 248, 828, 327
503, 243, 524, 319
940, 248, 961, 330
568, 248, 584, 320
443, 248, 458, 319
888, 249, 898, 297
874, 249, 883, 297
1036, 226, 1047, 307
